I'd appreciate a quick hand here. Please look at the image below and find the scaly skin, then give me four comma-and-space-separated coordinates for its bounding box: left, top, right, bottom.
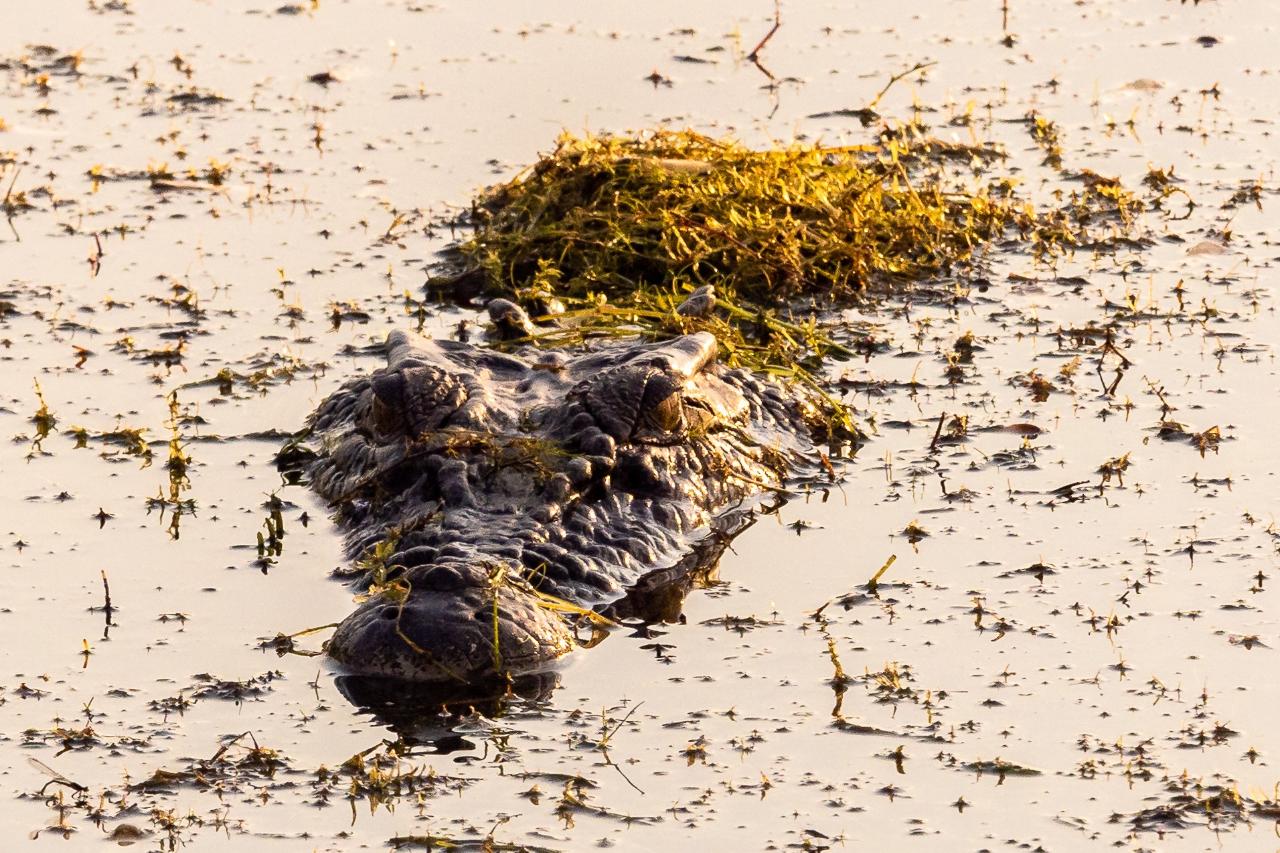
286, 324, 848, 683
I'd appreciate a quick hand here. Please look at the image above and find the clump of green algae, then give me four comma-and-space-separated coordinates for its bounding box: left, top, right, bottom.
464, 129, 1020, 299
439, 128, 1137, 384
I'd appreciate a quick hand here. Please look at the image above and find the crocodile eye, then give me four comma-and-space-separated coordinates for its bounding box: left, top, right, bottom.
369, 374, 406, 437
581, 365, 690, 445
369, 366, 467, 437
642, 386, 685, 433
630, 373, 688, 444
370, 394, 402, 437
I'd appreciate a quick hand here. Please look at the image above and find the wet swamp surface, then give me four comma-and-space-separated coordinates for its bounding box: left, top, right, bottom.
2, 0, 1280, 849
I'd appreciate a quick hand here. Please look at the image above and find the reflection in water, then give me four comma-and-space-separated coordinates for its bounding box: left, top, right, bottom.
335, 670, 560, 742
598, 509, 756, 624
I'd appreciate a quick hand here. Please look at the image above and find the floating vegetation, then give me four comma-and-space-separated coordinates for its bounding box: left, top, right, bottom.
164, 87, 229, 108
87, 159, 232, 191
254, 493, 286, 569
2, 166, 34, 221
1124, 781, 1280, 835
961, 758, 1043, 779
1097, 452, 1132, 487
28, 379, 56, 455
433, 128, 1154, 401
113, 334, 188, 367
146, 392, 195, 538
1026, 112, 1064, 169
189, 671, 282, 702
92, 425, 153, 463
454, 129, 1029, 301
901, 520, 928, 544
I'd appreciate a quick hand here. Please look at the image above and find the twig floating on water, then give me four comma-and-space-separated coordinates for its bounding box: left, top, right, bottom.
746, 0, 782, 62
867, 60, 937, 111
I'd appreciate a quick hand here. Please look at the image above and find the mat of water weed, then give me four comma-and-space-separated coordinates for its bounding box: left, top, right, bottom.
456, 128, 1030, 298
437, 128, 1142, 382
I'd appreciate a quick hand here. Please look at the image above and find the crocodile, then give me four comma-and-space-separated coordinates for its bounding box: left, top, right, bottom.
284, 311, 851, 686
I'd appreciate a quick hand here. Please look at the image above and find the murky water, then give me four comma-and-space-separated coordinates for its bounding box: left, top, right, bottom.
2, 0, 1279, 849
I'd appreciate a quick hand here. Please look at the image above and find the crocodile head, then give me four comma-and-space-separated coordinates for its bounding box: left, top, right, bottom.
294, 328, 843, 683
